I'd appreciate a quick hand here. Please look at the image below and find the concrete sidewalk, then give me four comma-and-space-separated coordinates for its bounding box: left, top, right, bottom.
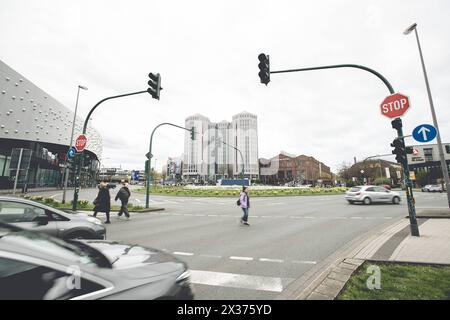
300, 216, 450, 300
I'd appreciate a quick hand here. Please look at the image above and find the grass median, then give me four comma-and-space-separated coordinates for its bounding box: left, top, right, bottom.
135, 186, 348, 197
19, 195, 158, 212
337, 261, 450, 300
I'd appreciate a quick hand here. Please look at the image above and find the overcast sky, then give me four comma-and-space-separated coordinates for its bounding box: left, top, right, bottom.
1, 0, 449, 173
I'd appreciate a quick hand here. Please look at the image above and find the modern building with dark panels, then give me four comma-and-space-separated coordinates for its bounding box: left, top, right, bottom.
407, 143, 450, 185
0, 60, 102, 190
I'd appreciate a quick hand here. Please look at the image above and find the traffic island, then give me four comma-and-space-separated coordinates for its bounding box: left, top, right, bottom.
299, 218, 450, 300
337, 261, 450, 300
414, 208, 450, 219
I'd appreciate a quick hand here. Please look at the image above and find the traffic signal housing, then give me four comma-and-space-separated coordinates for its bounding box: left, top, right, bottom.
147, 73, 161, 100
446, 145, 450, 154
391, 138, 407, 164
258, 53, 270, 85
190, 127, 195, 141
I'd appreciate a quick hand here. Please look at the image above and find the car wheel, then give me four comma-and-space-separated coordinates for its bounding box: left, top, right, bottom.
392, 196, 400, 205
363, 197, 371, 205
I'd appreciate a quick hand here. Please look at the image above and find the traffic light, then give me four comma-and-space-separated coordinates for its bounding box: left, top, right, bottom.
446, 145, 450, 154
405, 146, 414, 154
190, 127, 195, 140
147, 73, 161, 100
391, 118, 402, 131
391, 138, 407, 164
258, 53, 270, 85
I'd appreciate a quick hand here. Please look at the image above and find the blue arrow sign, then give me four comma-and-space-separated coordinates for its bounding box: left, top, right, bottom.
412, 124, 437, 143
67, 147, 76, 160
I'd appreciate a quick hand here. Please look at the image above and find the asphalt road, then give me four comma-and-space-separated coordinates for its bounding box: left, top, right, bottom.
19, 187, 448, 299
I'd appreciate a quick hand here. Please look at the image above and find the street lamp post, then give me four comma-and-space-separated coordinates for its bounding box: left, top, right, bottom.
221, 141, 244, 179
404, 23, 450, 209
62, 85, 88, 204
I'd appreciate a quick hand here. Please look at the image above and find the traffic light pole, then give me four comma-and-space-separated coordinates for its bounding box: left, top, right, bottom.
72, 90, 147, 211
146, 123, 194, 209
269, 62, 419, 236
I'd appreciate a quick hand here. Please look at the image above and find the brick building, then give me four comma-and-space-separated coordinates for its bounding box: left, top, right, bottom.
259, 151, 332, 186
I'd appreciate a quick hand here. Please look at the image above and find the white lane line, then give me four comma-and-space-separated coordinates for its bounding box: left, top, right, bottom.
350, 217, 363, 219
292, 260, 317, 265
290, 216, 303, 219
304, 216, 315, 219
173, 251, 194, 256
230, 256, 254, 261
208, 214, 218, 217
383, 217, 393, 219
135, 198, 141, 203
334, 217, 348, 219
195, 214, 206, 216
50, 193, 62, 199
259, 258, 284, 263
189, 270, 287, 293
184, 213, 193, 216
268, 202, 284, 206
199, 254, 222, 259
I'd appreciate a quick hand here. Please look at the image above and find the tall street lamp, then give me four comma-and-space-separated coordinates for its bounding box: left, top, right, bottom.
404, 23, 450, 209
62, 85, 88, 204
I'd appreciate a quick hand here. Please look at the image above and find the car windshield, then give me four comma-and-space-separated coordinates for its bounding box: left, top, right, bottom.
0, 224, 105, 268
349, 187, 361, 192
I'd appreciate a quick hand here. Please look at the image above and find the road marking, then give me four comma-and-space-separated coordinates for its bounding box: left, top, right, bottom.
290, 216, 303, 219
350, 217, 363, 219
184, 213, 193, 216
199, 254, 222, 259
383, 217, 393, 219
173, 251, 194, 256
259, 258, 284, 263
208, 214, 218, 217
189, 270, 287, 293
135, 198, 141, 203
230, 256, 254, 261
292, 260, 317, 265
195, 214, 206, 216
50, 193, 62, 199
268, 202, 284, 206
304, 216, 315, 219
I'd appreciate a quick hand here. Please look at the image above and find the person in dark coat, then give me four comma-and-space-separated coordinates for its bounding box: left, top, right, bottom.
115, 180, 131, 219
93, 181, 111, 224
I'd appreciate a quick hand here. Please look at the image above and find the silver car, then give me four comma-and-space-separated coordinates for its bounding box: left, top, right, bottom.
345, 185, 401, 205
0, 197, 106, 240
422, 184, 444, 192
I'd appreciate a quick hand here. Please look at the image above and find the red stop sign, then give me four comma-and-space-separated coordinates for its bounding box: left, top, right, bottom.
75, 134, 88, 152
380, 93, 410, 118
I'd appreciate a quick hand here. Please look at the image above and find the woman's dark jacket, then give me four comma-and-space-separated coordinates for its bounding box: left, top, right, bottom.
93, 186, 111, 212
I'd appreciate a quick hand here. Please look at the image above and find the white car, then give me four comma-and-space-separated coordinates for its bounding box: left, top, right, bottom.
345, 185, 401, 205
422, 184, 444, 192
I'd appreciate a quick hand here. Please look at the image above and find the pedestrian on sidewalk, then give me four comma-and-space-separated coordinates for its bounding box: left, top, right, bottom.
115, 179, 131, 219
239, 186, 250, 226
93, 180, 111, 224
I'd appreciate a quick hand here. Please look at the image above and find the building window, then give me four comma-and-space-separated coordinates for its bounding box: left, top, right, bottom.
424, 148, 433, 162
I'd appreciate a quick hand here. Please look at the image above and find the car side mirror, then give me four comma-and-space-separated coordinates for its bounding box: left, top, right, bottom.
35, 215, 49, 226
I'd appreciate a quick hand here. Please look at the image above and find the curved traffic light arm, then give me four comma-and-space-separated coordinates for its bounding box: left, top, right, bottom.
145, 122, 195, 208
221, 141, 244, 179
270, 64, 395, 94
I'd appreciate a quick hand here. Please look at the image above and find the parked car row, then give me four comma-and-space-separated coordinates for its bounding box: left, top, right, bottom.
0, 196, 194, 300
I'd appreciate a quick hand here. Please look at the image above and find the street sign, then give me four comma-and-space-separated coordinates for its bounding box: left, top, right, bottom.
380, 93, 410, 118
409, 171, 416, 180
145, 152, 153, 159
412, 124, 437, 143
67, 147, 76, 160
75, 134, 87, 152
413, 148, 420, 156
132, 170, 140, 181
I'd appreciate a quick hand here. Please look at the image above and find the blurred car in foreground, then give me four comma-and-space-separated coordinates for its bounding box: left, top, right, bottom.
0, 197, 105, 240
0, 222, 194, 300
421, 184, 444, 192
345, 185, 401, 205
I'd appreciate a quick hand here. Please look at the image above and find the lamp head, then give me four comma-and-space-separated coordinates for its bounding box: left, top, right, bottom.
403, 23, 417, 35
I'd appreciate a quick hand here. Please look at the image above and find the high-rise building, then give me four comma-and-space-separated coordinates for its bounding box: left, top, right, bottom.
182, 111, 259, 181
